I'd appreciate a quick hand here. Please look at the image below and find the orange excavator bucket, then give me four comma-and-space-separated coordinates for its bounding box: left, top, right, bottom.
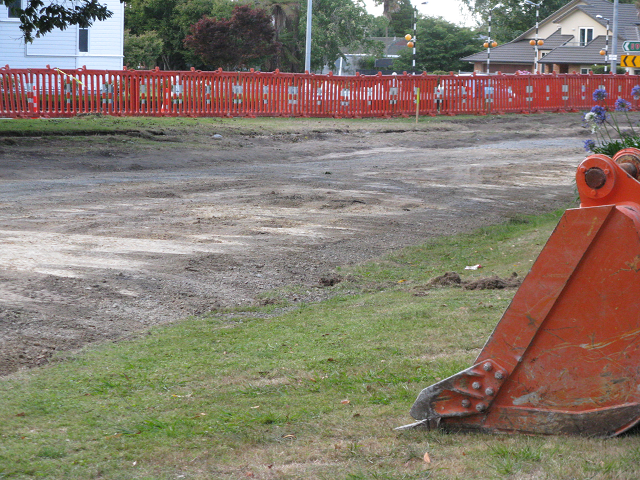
401, 149, 640, 437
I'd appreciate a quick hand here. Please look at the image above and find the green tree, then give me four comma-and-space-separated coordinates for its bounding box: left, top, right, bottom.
184, 5, 280, 70
368, 0, 416, 38
303, 0, 379, 72
388, 0, 413, 37
460, 0, 637, 43
124, 30, 164, 69
392, 16, 481, 73
373, 0, 402, 36
125, 0, 233, 70
259, 0, 303, 71
368, 15, 391, 37
125, 0, 378, 72
3, 0, 123, 42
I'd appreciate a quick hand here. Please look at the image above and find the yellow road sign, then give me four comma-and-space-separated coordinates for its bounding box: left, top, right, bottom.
621, 55, 640, 68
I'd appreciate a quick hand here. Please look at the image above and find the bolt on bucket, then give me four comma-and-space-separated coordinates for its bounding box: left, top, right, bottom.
399, 149, 640, 437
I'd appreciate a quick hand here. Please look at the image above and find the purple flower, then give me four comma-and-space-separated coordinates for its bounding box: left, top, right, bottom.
615, 98, 632, 111
590, 105, 607, 124
593, 88, 608, 102
583, 139, 596, 152
632, 85, 640, 99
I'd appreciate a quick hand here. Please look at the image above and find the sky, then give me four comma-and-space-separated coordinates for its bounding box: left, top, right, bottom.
363, 0, 478, 28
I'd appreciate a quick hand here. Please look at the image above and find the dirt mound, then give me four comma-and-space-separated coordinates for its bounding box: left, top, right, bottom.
463, 272, 521, 290
428, 271, 462, 286
319, 275, 343, 287
417, 271, 522, 294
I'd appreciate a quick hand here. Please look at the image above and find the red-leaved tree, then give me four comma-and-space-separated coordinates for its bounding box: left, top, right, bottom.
184, 5, 280, 71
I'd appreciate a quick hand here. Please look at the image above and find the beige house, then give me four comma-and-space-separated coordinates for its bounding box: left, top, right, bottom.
463, 0, 640, 74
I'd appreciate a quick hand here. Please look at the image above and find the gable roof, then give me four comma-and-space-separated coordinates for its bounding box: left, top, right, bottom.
570, 0, 640, 41
462, 30, 572, 64
463, 0, 640, 67
539, 35, 608, 64
372, 37, 407, 57
513, 0, 586, 42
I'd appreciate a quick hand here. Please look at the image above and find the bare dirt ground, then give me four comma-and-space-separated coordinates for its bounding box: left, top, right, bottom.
0, 113, 589, 376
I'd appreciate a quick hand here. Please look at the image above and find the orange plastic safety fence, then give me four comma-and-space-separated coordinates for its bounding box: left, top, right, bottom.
2, 66, 640, 118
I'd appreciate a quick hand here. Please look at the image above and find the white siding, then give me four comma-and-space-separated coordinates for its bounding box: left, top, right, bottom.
76, 0, 124, 69
0, 0, 123, 70
27, 29, 78, 56
0, 4, 26, 68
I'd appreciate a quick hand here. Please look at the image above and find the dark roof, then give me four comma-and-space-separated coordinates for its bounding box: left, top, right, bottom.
564, 0, 640, 42
462, 30, 572, 64
514, 0, 638, 41
368, 37, 407, 57
541, 30, 575, 49
513, 0, 583, 42
463, 0, 640, 66
538, 36, 609, 64
462, 40, 535, 63
339, 37, 407, 57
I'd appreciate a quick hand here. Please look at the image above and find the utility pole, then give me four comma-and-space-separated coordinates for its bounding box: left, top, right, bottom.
304, 0, 312, 72
524, 1, 543, 74
404, 2, 427, 75
484, 8, 497, 74
596, 15, 610, 73
611, 0, 619, 73
412, 5, 417, 74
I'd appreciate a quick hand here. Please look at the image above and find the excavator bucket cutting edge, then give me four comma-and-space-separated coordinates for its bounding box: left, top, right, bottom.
400, 149, 640, 437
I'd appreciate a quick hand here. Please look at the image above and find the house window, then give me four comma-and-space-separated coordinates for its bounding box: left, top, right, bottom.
581, 67, 591, 74
579, 27, 594, 46
79, 28, 89, 53
7, 0, 20, 18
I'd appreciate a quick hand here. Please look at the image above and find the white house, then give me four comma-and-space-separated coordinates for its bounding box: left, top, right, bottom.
0, 0, 124, 70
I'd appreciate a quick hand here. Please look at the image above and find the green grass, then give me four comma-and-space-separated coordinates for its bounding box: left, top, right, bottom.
2, 209, 639, 479
0, 115, 476, 156
0, 115, 404, 134
0, 113, 512, 138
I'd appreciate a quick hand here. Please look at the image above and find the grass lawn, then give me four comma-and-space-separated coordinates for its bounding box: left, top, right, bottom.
2, 209, 639, 480
0, 114, 480, 138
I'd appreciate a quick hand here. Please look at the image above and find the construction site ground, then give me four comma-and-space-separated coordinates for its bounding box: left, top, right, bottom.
0, 113, 588, 376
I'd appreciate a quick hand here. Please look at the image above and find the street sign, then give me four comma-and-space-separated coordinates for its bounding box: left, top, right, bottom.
621, 55, 640, 68
609, 54, 618, 61
623, 41, 640, 52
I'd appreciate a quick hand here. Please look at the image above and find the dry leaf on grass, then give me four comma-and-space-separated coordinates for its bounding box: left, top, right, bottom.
423, 452, 431, 463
